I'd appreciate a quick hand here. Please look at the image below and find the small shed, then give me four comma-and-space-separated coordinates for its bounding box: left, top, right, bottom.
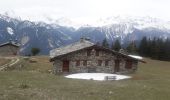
0, 41, 20, 56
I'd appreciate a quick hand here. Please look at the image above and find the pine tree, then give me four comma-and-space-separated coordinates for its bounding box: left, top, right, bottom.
157, 38, 164, 60
164, 39, 170, 61
138, 37, 170, 61
96, 41, 101, 46
139, 37, 148, 56
111, 39, 121, 51
150, 38, 160, 59
102, 38, 109, 48
126, 41, 138, 54
31, 47, 40, 56
147, 38, 152, 57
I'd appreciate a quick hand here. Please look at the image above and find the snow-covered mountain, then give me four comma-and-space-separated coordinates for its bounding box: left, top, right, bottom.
0, 14, 170, 55
48, 16, 170, 31
94, 16, 170, 28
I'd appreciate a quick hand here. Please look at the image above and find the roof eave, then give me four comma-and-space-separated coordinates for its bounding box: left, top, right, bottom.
49, 44, 146, 63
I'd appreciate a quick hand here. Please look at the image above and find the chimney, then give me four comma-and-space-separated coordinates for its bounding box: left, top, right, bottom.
119, 49, 128, 54
80, 37, 91, 42
9, 39, 12, 43
15, 39, 18, 44
80, 37, 85, 42
85, 37, 90, 41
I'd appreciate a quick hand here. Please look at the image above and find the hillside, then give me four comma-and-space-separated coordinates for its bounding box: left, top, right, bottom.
0, 56, 170, 100
4, 56, 52, 73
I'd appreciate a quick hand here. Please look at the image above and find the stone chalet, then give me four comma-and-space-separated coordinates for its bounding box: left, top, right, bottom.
50, 39, 144, 74
0, 41, 20, 56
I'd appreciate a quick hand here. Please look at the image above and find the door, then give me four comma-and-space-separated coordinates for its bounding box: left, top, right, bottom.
125, 60, 132, 69
63, 61, 69, 72
114, 60, 120, 72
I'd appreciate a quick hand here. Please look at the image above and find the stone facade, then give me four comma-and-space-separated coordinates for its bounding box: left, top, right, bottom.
0, 45, 19, 56
52, 47, 138, 74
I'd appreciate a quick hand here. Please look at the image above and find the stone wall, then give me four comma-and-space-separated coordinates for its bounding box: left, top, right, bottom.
53, 59, 62, 74
53, 48, 138, 74
118, 60, 138, 74
0, 45, 19, 56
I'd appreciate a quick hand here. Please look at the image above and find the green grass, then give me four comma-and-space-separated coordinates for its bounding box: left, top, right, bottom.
6, 56, 53, 73
0, 57, 170, 100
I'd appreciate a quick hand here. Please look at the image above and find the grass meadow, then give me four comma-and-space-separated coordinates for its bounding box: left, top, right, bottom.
0, 56, 170, 100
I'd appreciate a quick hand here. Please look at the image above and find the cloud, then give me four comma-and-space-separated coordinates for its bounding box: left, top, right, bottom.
0, 0, 170, 22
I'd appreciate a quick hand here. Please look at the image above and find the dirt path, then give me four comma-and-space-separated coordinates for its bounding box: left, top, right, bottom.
0, 57, 20, 71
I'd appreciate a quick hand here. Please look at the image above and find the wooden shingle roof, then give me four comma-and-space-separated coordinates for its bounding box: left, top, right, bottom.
50, 39, 95, 59
49, 39, 145, 63
0, 41, 20, 47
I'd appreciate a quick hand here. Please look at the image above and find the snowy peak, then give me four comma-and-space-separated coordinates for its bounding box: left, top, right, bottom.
54, 17, 83, 29
1, 11, 170, 31
0, 13, 170, 55
51, 16, 170, 31
93, 16, 170, 30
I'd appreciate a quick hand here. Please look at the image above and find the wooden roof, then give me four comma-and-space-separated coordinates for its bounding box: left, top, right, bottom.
50, 39, 95, 59
0, 41, 20, 47
49, 39, 145, 63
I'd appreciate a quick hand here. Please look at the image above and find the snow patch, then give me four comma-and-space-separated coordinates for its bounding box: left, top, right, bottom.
65, 73, 131, 81
55, 17, 83, 29
35, 29, 38, 37
48, 39, 54, 48
6, 27, 14, 35
21, 36, 29, 45
128, 55, 143, 60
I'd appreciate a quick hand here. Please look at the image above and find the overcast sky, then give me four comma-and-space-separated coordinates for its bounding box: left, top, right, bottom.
0, 0, 170, 22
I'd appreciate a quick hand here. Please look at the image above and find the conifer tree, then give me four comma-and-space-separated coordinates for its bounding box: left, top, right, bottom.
138, 37, 170, 61
126, 41, 138, 54
111, 39, 121, 51
139, 37, 148, 56
150, 38, 160, 59
102, 38, 109, 48
163, 39, 170, 61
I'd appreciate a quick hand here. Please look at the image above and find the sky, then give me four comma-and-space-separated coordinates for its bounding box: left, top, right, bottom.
0, 0, 170, 22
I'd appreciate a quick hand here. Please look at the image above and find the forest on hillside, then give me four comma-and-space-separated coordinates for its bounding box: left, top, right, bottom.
102, 37, 170, 61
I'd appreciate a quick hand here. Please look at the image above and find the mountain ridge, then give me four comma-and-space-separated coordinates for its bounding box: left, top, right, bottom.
0, 14, 170, 55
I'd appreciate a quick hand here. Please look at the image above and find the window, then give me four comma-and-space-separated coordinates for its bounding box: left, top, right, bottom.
96, 50, 99, 56
13, 52, 17, 55
76, 60, 80, 66
98, 60, 102, 66
83, 60, 87, 66
105, 60, 109, 66
125, 60, 132, 69
114, 60, 120, 72
87, 50, 91, 56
